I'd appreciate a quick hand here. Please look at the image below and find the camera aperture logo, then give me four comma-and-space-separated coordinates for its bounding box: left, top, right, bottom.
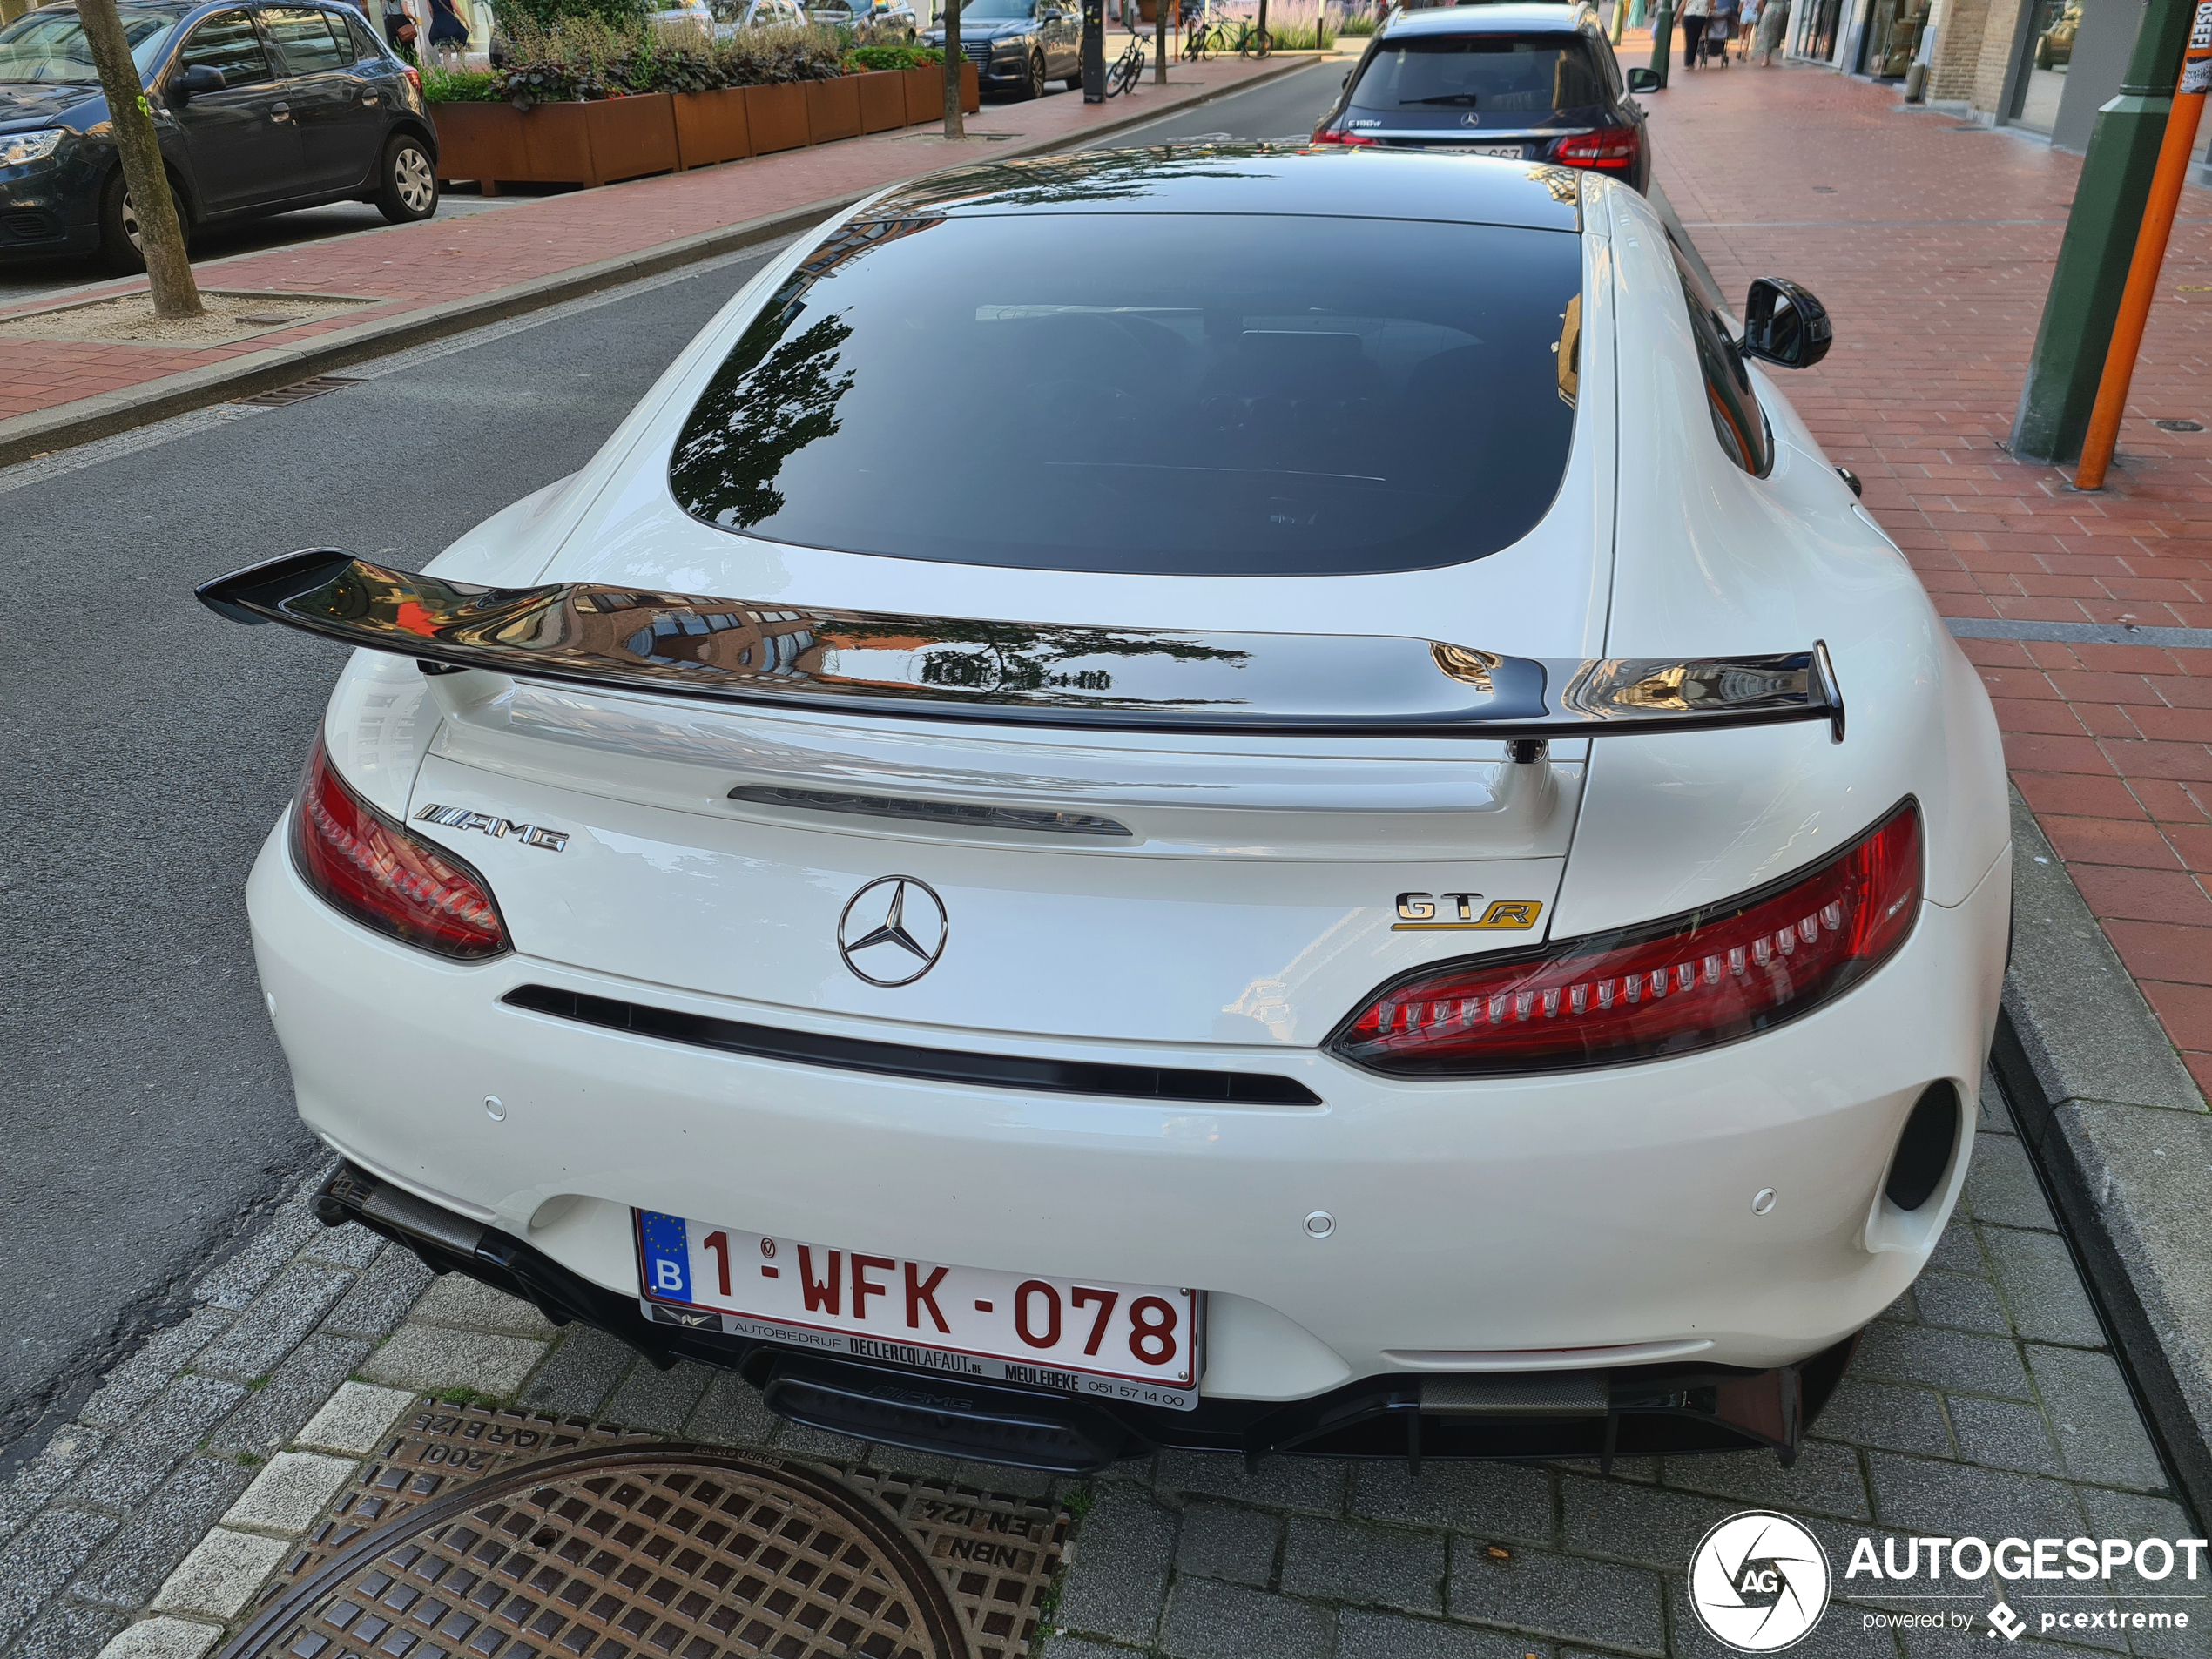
1689, 1511, 1833, 1652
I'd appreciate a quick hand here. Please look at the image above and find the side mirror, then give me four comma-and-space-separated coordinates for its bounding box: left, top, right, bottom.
1624, 64, 1660, 91
1741, 276, 1832, 369
173, 63, 226, 100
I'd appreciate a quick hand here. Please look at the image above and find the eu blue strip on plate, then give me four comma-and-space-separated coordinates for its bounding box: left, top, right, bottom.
638, 1211, 691, 1302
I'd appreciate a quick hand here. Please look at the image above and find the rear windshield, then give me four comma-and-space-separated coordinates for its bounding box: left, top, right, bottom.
668, 212, 1583, 577
1348, 34, 1611, 120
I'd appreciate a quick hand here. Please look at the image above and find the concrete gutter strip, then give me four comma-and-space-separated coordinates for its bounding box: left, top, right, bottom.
0, 57, 1312, 470
1993, 789, 2212, 1528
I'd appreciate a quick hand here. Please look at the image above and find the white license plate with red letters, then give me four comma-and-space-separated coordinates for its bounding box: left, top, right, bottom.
635, 1211, 1200, 1411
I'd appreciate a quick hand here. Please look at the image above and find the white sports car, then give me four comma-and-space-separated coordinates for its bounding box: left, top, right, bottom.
202, 147, 2010, 1474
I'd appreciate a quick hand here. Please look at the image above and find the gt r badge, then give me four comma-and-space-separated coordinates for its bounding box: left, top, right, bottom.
1393, 893, 1544, 931
838, 875, 948, 986
414, 805, 569, 851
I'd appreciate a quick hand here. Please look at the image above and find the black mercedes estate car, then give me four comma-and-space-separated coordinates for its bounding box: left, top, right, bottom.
0, 0, 438, 271
1311, 1, 1656, 193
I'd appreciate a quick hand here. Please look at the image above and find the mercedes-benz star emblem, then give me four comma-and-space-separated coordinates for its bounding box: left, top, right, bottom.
837, 876, 948, 987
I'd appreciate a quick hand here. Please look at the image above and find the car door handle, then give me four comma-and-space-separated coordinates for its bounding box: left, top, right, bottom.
271, 101, 292, 120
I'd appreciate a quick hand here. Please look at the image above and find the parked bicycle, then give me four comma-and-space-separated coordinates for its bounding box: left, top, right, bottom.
1227, 17, 1270, 55
1106, 28, 1148, 91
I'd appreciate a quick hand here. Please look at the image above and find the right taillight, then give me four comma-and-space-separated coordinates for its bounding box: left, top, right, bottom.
1332, 799, 1921, 1077
290, 737, 509, 960
1549, 126, 1640, 172
1311, 128, 1379, 145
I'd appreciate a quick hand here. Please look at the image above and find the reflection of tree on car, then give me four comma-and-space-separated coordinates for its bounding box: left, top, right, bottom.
2034, 2, 2077, 68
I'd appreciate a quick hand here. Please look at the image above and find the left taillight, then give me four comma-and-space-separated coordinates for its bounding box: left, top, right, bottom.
290, 737, 509, 960
1332, 799, 1921, 1077
1549, 126, 1640, 172
1311, 128, 1378, 145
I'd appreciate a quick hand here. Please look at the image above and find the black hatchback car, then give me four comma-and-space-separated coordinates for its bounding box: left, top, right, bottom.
1312, 1, 1655, 192
0, 0, 438, 272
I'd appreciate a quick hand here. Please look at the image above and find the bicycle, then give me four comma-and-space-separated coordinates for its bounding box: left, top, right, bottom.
1105, 29, 1147, 92
1226, 17, 1271, 55
1179, 5, 1218, 56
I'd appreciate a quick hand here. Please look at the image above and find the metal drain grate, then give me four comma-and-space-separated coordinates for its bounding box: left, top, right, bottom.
235, 374, 360, 408
234, 1402, 1066, 1659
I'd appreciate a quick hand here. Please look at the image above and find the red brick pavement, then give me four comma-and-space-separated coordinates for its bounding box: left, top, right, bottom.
0, 57, 1292, 424
1643, 64, 2212, 1094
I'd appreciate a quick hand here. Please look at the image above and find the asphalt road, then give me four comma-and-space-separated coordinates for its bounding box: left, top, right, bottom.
0, 57, 1337, 1456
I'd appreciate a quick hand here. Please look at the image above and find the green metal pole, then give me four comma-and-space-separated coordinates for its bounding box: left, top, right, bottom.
1649, 0, 1675, 83
2009, 0, 2194, 462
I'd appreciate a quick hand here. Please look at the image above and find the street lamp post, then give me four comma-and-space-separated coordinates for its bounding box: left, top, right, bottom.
1648, 0, 1674, 84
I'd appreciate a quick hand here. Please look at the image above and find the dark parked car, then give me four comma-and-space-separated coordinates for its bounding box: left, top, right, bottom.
0, 0, 438, 272
1312, 1, 1653, 192
919, 0, 1080, 98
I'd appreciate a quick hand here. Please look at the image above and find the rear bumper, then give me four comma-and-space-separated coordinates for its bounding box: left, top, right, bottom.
248, 812, 2008, 1406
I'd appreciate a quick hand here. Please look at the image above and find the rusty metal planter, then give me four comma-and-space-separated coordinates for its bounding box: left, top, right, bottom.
855, 67, 907, 132
806, 74, 864, 144
900, 62, 978, 123
429, 95, 679, 187
745, 82, 811, 154
674, 85, 753, 168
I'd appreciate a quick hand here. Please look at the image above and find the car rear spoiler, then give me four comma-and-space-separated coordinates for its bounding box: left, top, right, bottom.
196, 550, 1844, 744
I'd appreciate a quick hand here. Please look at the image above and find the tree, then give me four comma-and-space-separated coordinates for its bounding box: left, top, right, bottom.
76, 0, 199, 317
941, 0, 964, 138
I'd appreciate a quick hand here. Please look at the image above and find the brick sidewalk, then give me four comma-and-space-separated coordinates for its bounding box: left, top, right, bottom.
0, 57, 1292, 428
1642, 64, 2212, 1102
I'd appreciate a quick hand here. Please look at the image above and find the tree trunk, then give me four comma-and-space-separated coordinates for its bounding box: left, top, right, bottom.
941, 0, 965, 138
76, 0, 200, 318
1153, 0, 1166, 81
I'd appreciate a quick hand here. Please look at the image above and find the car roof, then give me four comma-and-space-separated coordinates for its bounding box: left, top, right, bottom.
1380, 3, 1594, 36
868, 145, 1583, 232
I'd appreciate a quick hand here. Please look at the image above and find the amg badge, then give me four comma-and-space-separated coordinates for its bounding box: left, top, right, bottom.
414, 805, 570, 852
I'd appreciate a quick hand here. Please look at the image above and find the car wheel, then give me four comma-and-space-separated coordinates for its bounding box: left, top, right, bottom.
375, 133, 440, 225
98, 169, 190, 276
1023, 48, 1046, 97
2033, 37, 2049, 66
1063, 68, 1082, 87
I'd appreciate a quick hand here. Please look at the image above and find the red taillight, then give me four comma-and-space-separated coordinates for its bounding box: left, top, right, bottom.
291, 738, 508, 959
404, 65, 421, 91
1311, 128, 1379, 145
1549, 126, 1639, 172
1332, 800, 1921, 1076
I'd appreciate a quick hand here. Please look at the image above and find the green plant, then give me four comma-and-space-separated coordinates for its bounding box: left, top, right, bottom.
495, 0, 651, 33
844, 40, 925, 68
236, 1452, 262, 1467
1266, 14, 1333, 45
1339, 10, 1375, 30
432, 1385, 502, 1406
421, 65, 505, 98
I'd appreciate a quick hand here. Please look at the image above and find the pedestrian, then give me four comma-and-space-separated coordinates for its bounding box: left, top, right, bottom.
382, 0, 418, 60
425, 0, 469, 70
1737, 0, 1757, 58
1707, 0, 1736, 64
1680, 0, 1709, 66
1754, 0, 1788, 61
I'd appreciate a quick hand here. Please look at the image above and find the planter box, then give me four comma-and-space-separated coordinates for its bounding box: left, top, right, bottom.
428, 102, 528, 184
805, 74, 862, 144
674, 85, 752, 168
854, 67, 907, 133
745, 82, 810, 154
898, 60, 978, 121
577, 92, 680, 185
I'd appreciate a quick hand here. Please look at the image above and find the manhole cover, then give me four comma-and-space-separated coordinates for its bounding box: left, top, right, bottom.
2154, 418, 2205, 432
234, 375, 359, 408
226, 1447, 971, 1659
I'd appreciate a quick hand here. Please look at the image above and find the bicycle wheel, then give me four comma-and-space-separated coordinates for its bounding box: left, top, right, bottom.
1250, 23, 1271, 54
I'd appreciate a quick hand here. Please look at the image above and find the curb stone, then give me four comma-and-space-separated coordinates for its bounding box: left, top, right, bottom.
0, 57, 1313, 472
1991, 787, 2212, 1531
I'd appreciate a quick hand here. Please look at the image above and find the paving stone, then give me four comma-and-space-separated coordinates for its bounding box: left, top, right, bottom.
71, 1455, 253, 1610
68, 1376, 247, 1511
1908, 1271, 2011, 1335
79, 1309, 234, 1430
150, 1526, 291, 1619
1878, 1289, 1917, 1325
1447, 1544, 1665, 1656
605, 1358, 716, 1433
1811, 1378, 1952, 1457
192, 1195, 324, 1311
1980, 1227, 2105, 1350
1281, 1516, 1445, 1614
772, 1423, 868, 1464
298, 1219, 388, 1270
409, 1273, 559, 1338
2025, 1345, 2167, 1491
1851, 1324, 2033, 1401
954, 1461, 1058, 1500
1055, 1485, 1177, 1646
2076, 1484, 2193, 1542
192, 1263, 355, 1382
206, 1334, 373, 1456
1160, 1576, 1332, 1659
1558, 1474, 1738, 1571
518, 1325, 637, 1417
667, 1369, 774, 1450
1945, 1395, 2066, 1478
1336, 1608, 1543, 1659
320, 1247, 434, 1341
9, 1598, 131, 1659
0, 1507, 122, 1648
358, 1324, 545, 1395
1175, 1502, 1279, 1588
1925, 1219, 1985, 1275
0, 1424, 108, 1544
293, 1380, 418, 1458
1349, 1461, 1552, 1543
1658, 1440, 1871, 1521
94, 1617, 226, 1659
1665, 1577, 1905, 1659
1963, 1137, 2059, 1232
1865, 1453, 2085, 1541
1029, 1638, 1130, 1659
1157, 1451, 1348, 1516
223, 1451, 358, 1535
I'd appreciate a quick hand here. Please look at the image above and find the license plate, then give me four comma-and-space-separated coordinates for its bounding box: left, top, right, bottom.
1467, 143, 1528, 158
634, 1211, 1201, 1412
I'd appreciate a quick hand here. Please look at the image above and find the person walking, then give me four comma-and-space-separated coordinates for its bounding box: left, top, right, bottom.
425, 0, 469, 69
382, 0, 418, 60
1754, 0, 1788, 60
1680, 0, 1710, 65
1736, 0, 1757, 58
1707, 0, 1737, 64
